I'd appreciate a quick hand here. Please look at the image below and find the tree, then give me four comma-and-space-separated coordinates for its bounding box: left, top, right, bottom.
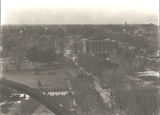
1, 104, 9, 114
0, 86, 12, 101
92, 30, 107, 39
77, 53, 104, 73
71, 42, 79, 54
27, 46, 57, 63
9, 46, 26, 71
55, 28, 66, 54
102, 66, 160, 115
71, 73, 106, 115
37, 79, 42, 87
113, 87, 159, 115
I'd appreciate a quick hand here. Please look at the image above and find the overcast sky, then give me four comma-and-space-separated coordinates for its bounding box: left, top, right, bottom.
1, 0, 159, 25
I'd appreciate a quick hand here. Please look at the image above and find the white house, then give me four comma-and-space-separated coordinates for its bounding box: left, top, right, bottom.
64, 49, 72, 58
137, 71, 160, 78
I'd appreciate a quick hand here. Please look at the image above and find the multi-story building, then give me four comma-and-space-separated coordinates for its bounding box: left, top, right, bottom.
82, 39, 118, 55
147, 50, 160, 62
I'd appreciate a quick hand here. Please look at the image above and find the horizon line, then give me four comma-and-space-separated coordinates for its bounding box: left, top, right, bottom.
1, 23, 158, 26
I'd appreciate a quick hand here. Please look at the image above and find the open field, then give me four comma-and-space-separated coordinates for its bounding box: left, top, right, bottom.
3, 69, 68, 89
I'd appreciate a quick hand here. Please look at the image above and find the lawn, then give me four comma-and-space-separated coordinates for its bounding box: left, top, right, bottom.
3, 58, 80, 89
3, 69, 68, 89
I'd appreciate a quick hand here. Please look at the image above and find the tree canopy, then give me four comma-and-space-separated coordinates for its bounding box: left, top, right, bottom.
27, 46, 57, 63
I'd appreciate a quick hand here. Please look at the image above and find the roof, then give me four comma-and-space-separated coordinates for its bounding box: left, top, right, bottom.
137, 71, 159, 78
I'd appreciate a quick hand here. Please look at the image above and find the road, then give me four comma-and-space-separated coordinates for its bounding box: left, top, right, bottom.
69, 56, 112, 107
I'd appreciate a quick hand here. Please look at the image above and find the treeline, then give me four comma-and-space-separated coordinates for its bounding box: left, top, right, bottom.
2, 24, 158, 54
2, 24, 158, 40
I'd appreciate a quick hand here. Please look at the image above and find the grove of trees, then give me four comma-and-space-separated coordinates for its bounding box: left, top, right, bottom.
75, 46, 160, 115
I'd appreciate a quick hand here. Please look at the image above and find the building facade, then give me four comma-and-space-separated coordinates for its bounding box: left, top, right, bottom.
82, 39, 118, 55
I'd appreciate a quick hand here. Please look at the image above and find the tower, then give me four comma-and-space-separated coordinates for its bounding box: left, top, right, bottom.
125, 21, 127, 26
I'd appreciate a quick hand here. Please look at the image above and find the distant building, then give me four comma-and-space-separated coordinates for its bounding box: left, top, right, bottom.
137, 70, 159, 78
155, 50, 160, 57
125, 21, 127, 26
133, 25, 146, 36
147, 50, 160, 62
64, 49, 72, 58
82, 39, 118, 55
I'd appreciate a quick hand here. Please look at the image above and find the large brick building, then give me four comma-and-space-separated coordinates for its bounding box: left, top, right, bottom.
82, 39, 118, 55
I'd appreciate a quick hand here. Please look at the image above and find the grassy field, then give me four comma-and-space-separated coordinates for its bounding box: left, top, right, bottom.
3, 69, 68, 89
3, 57, 81, 90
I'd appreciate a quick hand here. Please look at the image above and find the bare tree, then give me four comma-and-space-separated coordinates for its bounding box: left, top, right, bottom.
9, 46, 26, 71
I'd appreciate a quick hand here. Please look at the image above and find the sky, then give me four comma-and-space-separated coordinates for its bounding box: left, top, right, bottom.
1, 0, 159, 25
